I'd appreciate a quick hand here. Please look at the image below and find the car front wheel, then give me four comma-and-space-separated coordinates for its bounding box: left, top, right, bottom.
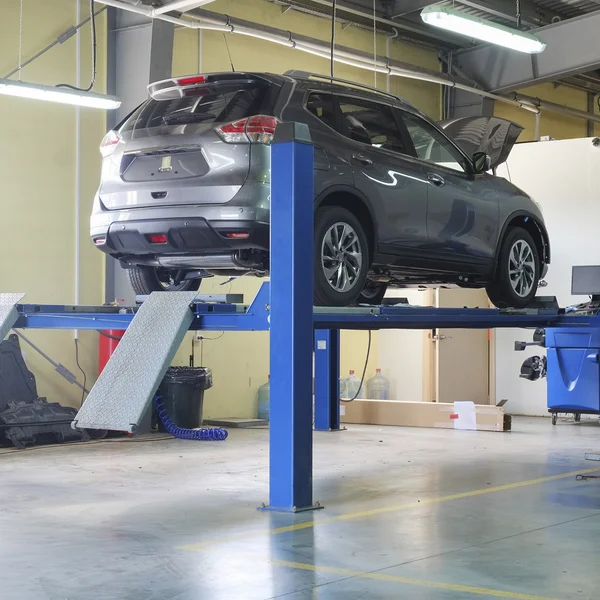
313, 206, 369, 306
486, 227, 540, 308
127, 266, 201, 296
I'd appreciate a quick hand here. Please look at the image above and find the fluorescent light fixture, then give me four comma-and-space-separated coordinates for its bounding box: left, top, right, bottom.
0, 79, 121, 109
421, 5, 546, 54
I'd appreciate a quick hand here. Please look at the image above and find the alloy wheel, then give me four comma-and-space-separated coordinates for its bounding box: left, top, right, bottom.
508, 239, 536, 298
321, 222, 363, 293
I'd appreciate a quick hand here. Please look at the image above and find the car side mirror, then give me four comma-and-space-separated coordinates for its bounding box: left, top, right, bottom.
472, 152, 491, 174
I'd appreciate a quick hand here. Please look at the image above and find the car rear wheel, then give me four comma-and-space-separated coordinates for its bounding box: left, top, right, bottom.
357, 282, 388, 305
486, 227, 540, 308
127, 266, 201, 296
313, 206, 369, 306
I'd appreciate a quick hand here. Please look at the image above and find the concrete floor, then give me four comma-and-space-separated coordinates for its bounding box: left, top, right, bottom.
1, 417, 600, 600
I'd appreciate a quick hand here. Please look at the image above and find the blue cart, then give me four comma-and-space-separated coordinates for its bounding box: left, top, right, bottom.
545, 327, 600, 424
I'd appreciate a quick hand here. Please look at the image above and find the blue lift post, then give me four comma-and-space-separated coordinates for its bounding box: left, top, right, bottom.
263, 122, 321, 512
314, 329, 341, 431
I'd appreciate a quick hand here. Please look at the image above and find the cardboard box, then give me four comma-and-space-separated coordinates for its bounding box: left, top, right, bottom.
341, 399, 510, 432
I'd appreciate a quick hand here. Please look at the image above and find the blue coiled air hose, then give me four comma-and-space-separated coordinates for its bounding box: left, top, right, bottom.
154, 397, 228, 441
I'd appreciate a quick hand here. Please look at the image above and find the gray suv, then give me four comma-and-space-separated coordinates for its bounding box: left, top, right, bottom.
91, 71, 549, 307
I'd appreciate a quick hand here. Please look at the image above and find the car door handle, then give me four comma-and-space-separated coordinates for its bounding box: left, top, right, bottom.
352, 153, 373, 166
427, 173, 445, 186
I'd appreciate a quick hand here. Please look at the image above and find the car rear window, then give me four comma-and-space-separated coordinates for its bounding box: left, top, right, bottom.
121, 81, 275, 132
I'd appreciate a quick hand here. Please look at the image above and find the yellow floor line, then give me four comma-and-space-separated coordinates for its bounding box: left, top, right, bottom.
272, 559, 559, 600
179, 465, 600, 552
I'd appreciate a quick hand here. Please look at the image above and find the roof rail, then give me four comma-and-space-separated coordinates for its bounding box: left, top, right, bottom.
284, 70, 407, 104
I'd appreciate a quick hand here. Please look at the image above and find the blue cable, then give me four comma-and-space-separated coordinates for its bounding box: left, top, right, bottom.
154, 397, 228, 441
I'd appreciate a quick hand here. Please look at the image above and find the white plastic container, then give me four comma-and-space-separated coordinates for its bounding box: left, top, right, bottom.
257, 376, 270, 421
345, 370, 364, 399
366, 368, 390, 400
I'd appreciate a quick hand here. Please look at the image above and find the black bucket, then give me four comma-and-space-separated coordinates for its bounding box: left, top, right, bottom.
156, 366, 213, 430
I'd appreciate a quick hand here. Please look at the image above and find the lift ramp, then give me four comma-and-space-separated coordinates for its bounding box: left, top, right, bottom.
73, 291, 198, 433
0, 294, 26, 341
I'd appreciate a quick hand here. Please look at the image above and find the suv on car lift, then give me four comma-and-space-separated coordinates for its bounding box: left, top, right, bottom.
91, 70, 550, 307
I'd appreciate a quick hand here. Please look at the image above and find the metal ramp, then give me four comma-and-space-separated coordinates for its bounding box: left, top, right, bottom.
0, 294, 26, 341
73, 291, 198, 433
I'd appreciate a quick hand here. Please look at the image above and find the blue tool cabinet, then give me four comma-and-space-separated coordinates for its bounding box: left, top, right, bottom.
546, 328, 600, 418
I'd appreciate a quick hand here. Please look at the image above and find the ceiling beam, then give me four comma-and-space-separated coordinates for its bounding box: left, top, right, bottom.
386, 0, 562, 25
387, 0, 437, 18
456, 0, 561, 27
456, 11, 600, 92
154, 0, 215, 14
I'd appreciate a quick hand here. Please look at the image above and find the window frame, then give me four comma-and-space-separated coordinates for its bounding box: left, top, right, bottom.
395, 108, 475, 176
303, 90, 345, 137
335, 94, 415, 156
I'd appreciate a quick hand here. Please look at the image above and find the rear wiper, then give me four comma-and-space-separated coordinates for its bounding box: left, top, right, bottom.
162, 113, 216, 125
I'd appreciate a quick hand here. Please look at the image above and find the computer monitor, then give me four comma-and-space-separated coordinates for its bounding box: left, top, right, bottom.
571, 265, 600, 300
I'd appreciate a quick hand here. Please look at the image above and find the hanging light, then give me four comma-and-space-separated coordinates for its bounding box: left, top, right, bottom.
0, 79, 121, 109
421, 4, 546, 54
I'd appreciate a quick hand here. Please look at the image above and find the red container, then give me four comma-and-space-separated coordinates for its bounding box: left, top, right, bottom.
98, 330, 124, 375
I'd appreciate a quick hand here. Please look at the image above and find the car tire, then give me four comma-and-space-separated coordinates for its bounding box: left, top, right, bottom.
357, 283, 388, 305
486, 227, 540, 308
313, 206, 369, 306
127, 266, 201, 296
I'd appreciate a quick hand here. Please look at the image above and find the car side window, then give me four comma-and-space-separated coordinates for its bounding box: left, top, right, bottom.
399, 111, 467, 173
337, 97, 409, 155
306, 93, 338, 131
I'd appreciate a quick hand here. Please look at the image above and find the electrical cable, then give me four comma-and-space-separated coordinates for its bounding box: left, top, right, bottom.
98, 330, 123, 341
373, 0, 377, 88
74, 338, 88, 407
57, 0, 96, 92
18, 0, 23, 81
153, 397, 228, 441
330, 0, 337, 78
222, 33, 235, 72
341, 330, 371, 403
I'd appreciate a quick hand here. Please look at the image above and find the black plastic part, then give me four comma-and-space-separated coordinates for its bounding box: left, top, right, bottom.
155, 366, 213, 431
519, 355, 547, 381
99, 218, 270, 257
0, 402, 90, 449
272, 121, 312, 145
0, 335, 90, 449
0, 334, 38, 412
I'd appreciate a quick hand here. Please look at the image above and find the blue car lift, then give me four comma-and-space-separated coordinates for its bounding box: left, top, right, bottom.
7, 122, 600, 512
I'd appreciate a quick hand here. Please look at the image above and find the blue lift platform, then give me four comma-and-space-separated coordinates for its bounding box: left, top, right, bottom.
6, 122, 600, 512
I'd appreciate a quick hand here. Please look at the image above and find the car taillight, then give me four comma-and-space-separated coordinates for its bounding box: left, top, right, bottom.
147, 234, 168, 244
224, 232, 250, 239
100, 130, 120, 158
215, 115, 279, 144
177, 75, 206, 86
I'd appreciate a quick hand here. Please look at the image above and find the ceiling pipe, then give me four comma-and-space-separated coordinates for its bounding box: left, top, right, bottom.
96, 0, 228, 29
95, 0, 600, 124
153, 0, 216, 16
296, 0, 462, 46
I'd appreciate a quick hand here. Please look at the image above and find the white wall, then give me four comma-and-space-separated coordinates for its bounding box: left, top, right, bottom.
379, 289, 431, 401
494, 138, 600, 415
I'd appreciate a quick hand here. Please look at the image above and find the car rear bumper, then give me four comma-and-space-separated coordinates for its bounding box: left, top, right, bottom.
91, 203, 269, 257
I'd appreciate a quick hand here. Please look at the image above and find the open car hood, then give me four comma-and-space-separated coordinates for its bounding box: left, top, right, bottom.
438, 116, 524, 170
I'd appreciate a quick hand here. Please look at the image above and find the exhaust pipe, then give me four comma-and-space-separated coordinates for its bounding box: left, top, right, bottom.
157, 255, 246, 270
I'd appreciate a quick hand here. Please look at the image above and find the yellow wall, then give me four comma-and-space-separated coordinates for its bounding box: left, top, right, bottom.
0, 1, 105, 408
494, 82, 600, 141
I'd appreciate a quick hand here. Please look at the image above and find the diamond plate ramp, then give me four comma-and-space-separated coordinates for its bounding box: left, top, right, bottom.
0, 294, 26, 341
73, 291, 198, 433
